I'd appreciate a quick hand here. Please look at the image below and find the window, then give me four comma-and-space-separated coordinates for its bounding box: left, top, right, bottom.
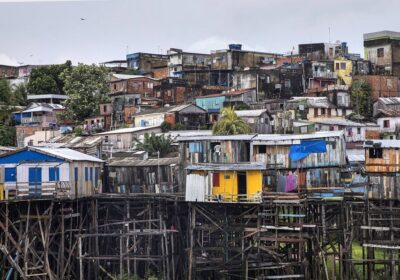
49, 167, 60, 181
224, 174, 230, 179
105, 136, 109, 143
90, 167, 93, 181
85, 167, 89, 181
5, 167, 16, 182
329, 126, 335, 131
340, 62, 346, 70
284, 79, 291, 88
117, 135, 121, 142
369, 148, 383, 158
347, 128, 352, 136
331, 142, 336, 149
258, 145, 267, 153
377, 48, 384, 58
213, 173, 220, 187
357, 128, 361, 134
103, 105, 107, 113
113, 84, 117, 90
74, 167, 78, 182
335, 63, 340, 70
321, 108, 326, 115
384, 119, 390, 128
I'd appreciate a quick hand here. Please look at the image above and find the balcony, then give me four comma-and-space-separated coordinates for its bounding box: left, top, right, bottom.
5, 181, 72, 200
21, 116, 57, 127
312, 71, 337, 79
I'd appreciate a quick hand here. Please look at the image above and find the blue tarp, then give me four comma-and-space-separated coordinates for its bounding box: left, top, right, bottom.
289, 140, 327, 161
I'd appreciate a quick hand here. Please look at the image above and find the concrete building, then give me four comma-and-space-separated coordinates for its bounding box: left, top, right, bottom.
364, 31, 400, 75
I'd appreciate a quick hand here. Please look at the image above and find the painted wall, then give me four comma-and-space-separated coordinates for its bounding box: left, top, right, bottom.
377, 117, 400, 133
334, 59, 353, 85
195, 96, 226, 112
134, 113, 165, 127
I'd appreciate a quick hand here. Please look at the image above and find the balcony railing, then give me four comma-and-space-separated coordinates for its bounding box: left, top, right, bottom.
21, 116, 57, 127
312, 72, 337, 79
5, 181, 72, 200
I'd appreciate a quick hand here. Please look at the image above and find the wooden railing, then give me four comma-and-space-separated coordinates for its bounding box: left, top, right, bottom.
6, 181, 72, 200
205, 193, 262, 203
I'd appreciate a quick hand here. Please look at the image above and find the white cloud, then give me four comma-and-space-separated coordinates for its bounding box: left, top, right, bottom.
0, 54, 19, 66
187, 36, 268, 54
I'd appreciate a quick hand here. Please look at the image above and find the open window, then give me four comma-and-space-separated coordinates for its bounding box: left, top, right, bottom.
369, 148, 383, 159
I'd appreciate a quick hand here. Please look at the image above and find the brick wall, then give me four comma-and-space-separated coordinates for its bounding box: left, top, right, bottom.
353, 75, 399, 101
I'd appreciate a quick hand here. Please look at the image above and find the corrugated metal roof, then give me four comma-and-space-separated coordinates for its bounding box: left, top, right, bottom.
195, 88, 255, 99
346, 149, 365, 162
187, 162, 266, 171
363, 140, 400, 148
32, 147, 104, 162
109, 157, 178, 167
96, 125, 161, 135
235, 109, 266, 117
289, 97, 335, 108
314, 119, 378, 127
377, 97, 400, 105
177, 134, 257, 141
112, 74, 159, 81
376, 109, 400, 117
253, 131, 344, 142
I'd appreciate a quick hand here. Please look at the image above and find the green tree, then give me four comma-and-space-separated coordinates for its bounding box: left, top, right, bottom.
0, 124, 15, 146
0, 79, 11, 104
134, 132, 174, 157
27, 61, 72, 96
351, 80, 373, 118
212, 107, 251, 135
61, 63, 110, 122
11, 83, 28, 106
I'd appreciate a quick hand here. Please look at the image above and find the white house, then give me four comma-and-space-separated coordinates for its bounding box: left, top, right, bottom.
0, 147, 104, 200
375, 109, 400, 138
314, 119, 379, 142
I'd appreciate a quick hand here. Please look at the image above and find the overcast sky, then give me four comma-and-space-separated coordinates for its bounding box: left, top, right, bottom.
0, 0, 399, 66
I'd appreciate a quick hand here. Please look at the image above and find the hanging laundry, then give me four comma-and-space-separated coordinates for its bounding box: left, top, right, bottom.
277, 175, 286, 192
285, 171, 297, 192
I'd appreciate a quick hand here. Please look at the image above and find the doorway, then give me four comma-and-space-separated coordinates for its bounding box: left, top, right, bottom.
237, 173, 247, 197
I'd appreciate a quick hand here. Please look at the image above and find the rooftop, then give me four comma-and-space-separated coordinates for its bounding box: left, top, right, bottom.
377, 97, 400, 105
195, 88, 256, 99
314, 119, 378, 127
235, 109, 267, 117
187, 162, 266, 171
289, 97, 335, 108
31, 147, 104, 163
27, 94, 69, 101
364, 31, 400, 41
109, 157, 178, 167
96, 125, 161, 136
364, 140, 400, 148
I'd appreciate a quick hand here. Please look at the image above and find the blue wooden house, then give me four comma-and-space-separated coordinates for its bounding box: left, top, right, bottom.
0, 147, 104, 200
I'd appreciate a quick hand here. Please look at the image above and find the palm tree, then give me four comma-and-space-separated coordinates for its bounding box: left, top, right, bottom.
134, 132, 174, 157
212, 107, 252, 135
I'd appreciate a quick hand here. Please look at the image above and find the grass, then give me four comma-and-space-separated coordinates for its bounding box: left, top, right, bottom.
325, 242, 395, 280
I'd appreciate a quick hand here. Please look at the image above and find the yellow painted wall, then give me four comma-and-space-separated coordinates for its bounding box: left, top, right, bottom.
334, 59, 353, 85
212, 170, 263, 201
212, 171, 237, 199
0, 184, 3, 200
246, 171, 263, 197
